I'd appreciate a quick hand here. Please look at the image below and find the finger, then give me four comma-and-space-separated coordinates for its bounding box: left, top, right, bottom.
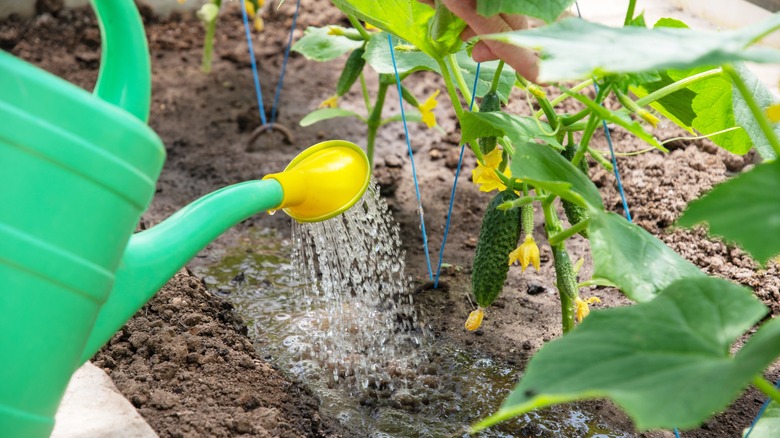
483, 39, 539, 82
471, 42, 498, 63
500, 13, 528, 32
460, 26, 477, 41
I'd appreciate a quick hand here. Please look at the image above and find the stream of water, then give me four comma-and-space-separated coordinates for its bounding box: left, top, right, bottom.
197, 182, 629, 437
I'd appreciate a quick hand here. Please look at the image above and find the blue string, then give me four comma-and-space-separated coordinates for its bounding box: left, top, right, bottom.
572, 2, 631, 223
388, 34, 433, 281
240, 1, 267, 126
744, 378, 780, 438
600, 99, 633, 222
434, 63, 481, 288
270, 0, 301, 125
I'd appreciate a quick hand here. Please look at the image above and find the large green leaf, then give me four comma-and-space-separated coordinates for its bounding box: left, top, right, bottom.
291, 26, 364, 62
363, 32, 439, 75
428, 0, 467, 55
454, 52, 516, 103
746, 400, 780, 437
460, 111, 560, 149
473, 276, 780, 432
631, 19, 777, 158
476, 0, 575, 24
677, 160, 780, 265
299, 108, 363, 127
481, 14, 780, 82
330, 0, 463, 58
363, 34, 515, 101
509, 141, 603, 209
731, 64, 780, 160
589, 211, 704, 302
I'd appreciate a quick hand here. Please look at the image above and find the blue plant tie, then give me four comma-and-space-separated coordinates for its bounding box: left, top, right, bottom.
744, 377, 780, 438
240, 1, 267, 126
270, 0, 301, 125
388, 33, 434, 281
241, 0, 302, 127
434, 63, 481, 288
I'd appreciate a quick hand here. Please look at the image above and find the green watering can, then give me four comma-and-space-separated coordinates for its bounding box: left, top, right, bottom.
0, 1, 370, 436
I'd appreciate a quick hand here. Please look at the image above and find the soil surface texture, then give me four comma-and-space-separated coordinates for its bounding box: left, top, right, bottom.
4, 0, 779, 436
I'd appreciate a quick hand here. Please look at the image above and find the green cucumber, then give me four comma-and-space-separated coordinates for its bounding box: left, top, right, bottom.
478, 91, 501, 154
472, 190, 522, 307
561, 142, 590, 238
336, 47, 366, 97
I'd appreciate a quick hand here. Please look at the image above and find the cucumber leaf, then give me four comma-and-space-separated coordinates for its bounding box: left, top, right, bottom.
299, 108, 363, 126
481, 14, 780, 82
473, 276, 779, 432
589, 211, 705, 303
364, 34, 515, 100
509, 141, 603, 209
330, 0, 463, 58
291, 26, 364, 62
677, 160, 780, 265
476, 0, 576, 25
460, 112, 560, 149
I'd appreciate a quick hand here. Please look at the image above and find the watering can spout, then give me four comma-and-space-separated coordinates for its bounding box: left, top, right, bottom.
80, 140, 369, 363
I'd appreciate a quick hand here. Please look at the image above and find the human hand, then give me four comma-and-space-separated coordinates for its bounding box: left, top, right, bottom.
422, 0, 539, 83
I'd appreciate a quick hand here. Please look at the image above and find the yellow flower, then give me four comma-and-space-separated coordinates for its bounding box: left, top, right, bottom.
418, 89, 440, 128
767, 103, 780, 123
638, 109, 660, 128
574, 296, 601, 323
254, 15, 264, 32
178, 0, 186, 4
244, 1, 256, 17
319, 95, 338, 109
509, 234, 540, 272
364, 22, 379, 31
471, 148, 509, 192
465, 307, 484, 331
327, 25, 344, 36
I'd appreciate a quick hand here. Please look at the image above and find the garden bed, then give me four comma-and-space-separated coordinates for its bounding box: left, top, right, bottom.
4, 1, 779, 436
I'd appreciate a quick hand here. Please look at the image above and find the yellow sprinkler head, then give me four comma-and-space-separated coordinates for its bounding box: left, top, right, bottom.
262, 140, 370, 222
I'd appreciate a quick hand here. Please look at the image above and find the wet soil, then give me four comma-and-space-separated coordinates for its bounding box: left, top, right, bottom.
4, 1, 778, 436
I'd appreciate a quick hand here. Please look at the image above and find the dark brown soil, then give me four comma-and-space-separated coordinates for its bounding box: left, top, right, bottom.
4, 1, 778, 437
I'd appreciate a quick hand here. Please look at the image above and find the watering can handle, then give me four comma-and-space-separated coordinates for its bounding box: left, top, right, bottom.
91, 0, 151, 122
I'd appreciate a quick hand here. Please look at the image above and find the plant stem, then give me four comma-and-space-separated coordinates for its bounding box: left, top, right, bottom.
635, 68, 722, 107
438, 57, 486, 163
366, 81, 389, 168
437, 58, 465, 118
753, 375, 780, 404
447, 54, 475, 110
549, 218, 591, 246
359, 72, 372, 113
724, 64, 780, 156
533, 79, 594, 120
490, 60, 505, 93
201, 0, 223, 73
572, 115, 601, 167
588, 146, 614, 171
346, 14, 372, 41
623, 0, 637, 26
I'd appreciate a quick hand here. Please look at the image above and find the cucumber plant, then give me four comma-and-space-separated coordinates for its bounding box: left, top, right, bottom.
310, 0, 780, 435
188, 0, 265, 73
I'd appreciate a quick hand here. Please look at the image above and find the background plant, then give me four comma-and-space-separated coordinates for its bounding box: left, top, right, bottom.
312, 0, 780, 435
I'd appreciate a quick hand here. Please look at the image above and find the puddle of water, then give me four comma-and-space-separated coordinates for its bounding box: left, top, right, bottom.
195, 185, 631, 437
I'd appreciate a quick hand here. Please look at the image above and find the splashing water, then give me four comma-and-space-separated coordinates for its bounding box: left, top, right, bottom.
290, 180, 429, 391
197, 181, 633, 436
